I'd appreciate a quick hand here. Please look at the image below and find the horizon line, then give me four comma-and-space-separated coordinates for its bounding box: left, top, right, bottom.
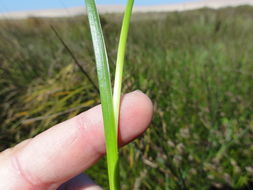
0, 0, 253, 20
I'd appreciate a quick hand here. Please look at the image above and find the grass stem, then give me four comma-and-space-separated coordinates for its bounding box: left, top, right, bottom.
113, 0, 134, 128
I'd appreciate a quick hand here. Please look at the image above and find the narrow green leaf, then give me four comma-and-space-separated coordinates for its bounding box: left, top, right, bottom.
84, 0, 119, 189
113, 0, 135, 128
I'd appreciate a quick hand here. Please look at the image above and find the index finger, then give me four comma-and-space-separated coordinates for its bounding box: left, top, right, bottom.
0, 91, 153, 190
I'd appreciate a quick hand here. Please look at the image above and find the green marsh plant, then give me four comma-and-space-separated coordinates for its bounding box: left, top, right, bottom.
84, 0, 134, 189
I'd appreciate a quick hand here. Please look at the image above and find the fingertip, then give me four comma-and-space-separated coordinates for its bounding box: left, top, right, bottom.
118, 90, 153, 145
131, 90, 154, 125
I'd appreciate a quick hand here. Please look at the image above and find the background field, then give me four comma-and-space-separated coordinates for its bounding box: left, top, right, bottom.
0, 5, 253, 190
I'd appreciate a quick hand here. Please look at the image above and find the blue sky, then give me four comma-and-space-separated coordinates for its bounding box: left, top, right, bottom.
0, 0, 194, 13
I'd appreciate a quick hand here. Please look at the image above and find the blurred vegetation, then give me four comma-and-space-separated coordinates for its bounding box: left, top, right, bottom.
0, 5, 253, 190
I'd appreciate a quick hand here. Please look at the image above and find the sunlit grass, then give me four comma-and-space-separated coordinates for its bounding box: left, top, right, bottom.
0, 5, 253, 190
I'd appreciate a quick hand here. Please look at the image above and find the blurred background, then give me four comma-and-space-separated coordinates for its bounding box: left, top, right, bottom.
0, 0, 253, 189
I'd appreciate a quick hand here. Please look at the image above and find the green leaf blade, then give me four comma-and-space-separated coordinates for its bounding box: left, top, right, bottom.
85, 0, 119, 189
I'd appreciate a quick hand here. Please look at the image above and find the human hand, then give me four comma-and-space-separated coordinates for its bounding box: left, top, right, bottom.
0, 91, 153, 190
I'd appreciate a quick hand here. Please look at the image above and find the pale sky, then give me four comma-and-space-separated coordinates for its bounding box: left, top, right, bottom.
0, 0, 194, 13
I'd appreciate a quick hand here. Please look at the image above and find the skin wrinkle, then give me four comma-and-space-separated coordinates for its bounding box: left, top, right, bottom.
13, 130, 76, 189
11, 153, 45, 190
